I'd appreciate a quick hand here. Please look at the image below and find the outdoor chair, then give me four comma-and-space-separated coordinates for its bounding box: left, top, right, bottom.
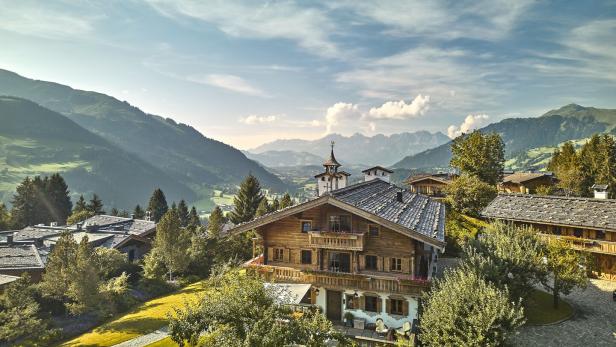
396, 321, 412, 339
375, 318, 388, 336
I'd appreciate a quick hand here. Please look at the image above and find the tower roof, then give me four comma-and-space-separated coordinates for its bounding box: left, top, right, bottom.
323, 141, 341, 167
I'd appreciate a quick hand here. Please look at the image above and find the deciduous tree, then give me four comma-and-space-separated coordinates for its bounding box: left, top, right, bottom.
450, 130, 505, 185
542, 239, 588, 309
149, 209, 191, 280
444, 174, 497, 217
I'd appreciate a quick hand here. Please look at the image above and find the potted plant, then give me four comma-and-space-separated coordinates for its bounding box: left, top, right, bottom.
344, 312, 354, 327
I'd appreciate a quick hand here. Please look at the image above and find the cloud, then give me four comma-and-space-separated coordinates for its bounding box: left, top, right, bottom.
187, 74, 267, 97
145, 0, 339, 58
239, 114, 280, 125
367, 94, 430, 120
447, 114, 490, 138
324, 103, 361, 134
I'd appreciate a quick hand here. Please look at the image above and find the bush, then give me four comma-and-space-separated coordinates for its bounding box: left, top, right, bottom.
445, 174, 497, 217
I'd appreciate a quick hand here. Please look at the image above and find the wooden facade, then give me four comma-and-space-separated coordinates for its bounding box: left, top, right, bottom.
499, 173, 555, 194
405, 174, 455, 197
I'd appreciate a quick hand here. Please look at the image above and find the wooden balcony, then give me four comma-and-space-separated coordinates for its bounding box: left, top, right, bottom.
245, 263, 430, 296
308, 231, 366, 251
540, 234, 616, 255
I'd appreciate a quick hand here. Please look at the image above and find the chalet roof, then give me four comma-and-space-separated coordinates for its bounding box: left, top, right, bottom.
362, 166, 394, 174
323, 148, 341, 167
13, 226, 65, 242
592, 184, 608, 190
502, 172, 552, 184
0, 243, 44, 270
228, 179, 446, 248
79, 215, 156, 236
482, 194, 616, 231
405, 173, 454, 185
314, 171, 350, 178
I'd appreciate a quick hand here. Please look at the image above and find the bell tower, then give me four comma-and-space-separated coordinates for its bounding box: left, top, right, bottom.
315, 142, 350, 196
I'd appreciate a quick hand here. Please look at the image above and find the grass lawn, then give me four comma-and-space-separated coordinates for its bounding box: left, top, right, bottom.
59, 281, 206, 347
145, 337, 176, 347
524, 289, 573, 326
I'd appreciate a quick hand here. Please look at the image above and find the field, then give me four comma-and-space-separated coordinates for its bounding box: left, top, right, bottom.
524, 289, 573, 325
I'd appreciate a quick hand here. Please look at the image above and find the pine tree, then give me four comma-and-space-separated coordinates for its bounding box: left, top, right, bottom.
229, 174, 264, 224
177, 200, 190, 227
188, 206, 201, 228
10, 177, 38, 228
87, 194, 105, 215
270, 198, 280, 213
110, 208, 119, 216
74, 195, 87, 213
147, 188, 168, 223
133, 204, 145, 219
207, 206, 225, 238
171, 201, 177, 213
279, 193, 293, 209
31, 176, 50, 224
117, 210, 130, 218
0, 203, 11, 230
45, 173, 73, 225
255, 199, 270, 217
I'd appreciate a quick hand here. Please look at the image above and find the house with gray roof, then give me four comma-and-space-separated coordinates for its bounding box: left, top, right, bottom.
0, 236, 45, 281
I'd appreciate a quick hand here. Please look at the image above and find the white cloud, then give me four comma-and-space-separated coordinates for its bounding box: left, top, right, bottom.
145, 0, 339, 58
447, 114, 490, 138
239, 114, 280, 125
324, 103, 361, 134
188, 74, 267, 97
366, 94, 430, 120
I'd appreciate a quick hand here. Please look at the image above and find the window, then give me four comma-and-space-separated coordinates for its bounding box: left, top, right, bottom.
390, 258, 402, 272
574, 228, 583, 238
321, 177, 325, 181
301, 221, 312, 233
365, 255, 378, 270
553, 226, 561, 235
301, 250, 312, 264
390, 299, 405, 315
273, 248, 284, 261
329, 215, 351, 232
345, 294, 357, 309
368, 224, 379, 236
596, 230, 606, 239
365, 295, 379, 312
329, 252, 351, 272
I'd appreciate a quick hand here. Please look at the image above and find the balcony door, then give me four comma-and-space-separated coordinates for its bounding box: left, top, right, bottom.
326, 290, 342, 322
329, 252, 351, 273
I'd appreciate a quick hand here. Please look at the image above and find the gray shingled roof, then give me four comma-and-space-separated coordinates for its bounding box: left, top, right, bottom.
330, 179, 445, 242
14, 226, 65, 241
79, 215, 156, 236
482, 194, 616, 231
0, 244, 44, 270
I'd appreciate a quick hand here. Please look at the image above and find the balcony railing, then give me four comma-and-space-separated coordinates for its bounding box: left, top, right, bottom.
245, 263, 430, 296
540, 234, 616, 255
308, 231, 366, 251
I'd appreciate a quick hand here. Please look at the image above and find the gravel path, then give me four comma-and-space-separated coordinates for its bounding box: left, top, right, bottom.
111, 326, 169, 347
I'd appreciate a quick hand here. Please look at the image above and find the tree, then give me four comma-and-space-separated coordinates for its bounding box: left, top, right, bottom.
133, 204, 145, 219
117, 209, 130, 218
171, 201, 177, 212
66, 237, 103, 315
462, 221, 547, 301
229, 174, 264, 225
92, 248, 129, 279
269, 198, 280, 213
178, 200, 190, 227
45, 173, 72, 225
87, 193, 105, 215
542, 239, 588, 309
66, 210, 95, 225
450, 130, 505, 185
548, 141, 582, 196
444, 174, 497, 217
279, 193, 293, 209
74, 195, 87, 213
10, 177, 38, 228
420, 268, 525, 347
188, 206, 201, 228
148, 188, 168, 223
148, 209, 191, 280
207, 206, 225, 238
0, 274, 46, 344
255, 199, 270, 217
0, 203, 10, 230
110, 207, 119, 216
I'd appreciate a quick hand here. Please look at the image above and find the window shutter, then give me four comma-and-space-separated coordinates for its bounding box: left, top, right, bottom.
385, 299, 391, 314
267, 247, 273, 263
377, 256, 383, 271
359, 255, 365, 270
402, 257, 410, 274
312, 249, 318, 265
285, 248, 290, 263
384, 257, 390, 272
402, 299, 409, 316
359, 295, 365, 310
310, 288, 317, 305
294, 250, 301, 264
376, 297, 382, 313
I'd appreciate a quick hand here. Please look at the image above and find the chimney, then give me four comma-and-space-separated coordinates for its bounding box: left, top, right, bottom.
592, 184, 609, 199
396, 191, 404, 203
6, 233, 13, 245
50, 221, 58, 227
130, 213, 135, 220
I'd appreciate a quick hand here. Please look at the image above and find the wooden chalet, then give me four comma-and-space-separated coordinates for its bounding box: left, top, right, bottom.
482, 194, 616, 280
499, 172, 556, 194
404, 173, 456, 197
230, 152, 446, 329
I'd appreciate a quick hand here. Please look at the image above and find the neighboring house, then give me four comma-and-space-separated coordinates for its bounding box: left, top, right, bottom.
0, 235, 45, 282
362, 166, 394, 183
499, 172, 556, 194
482, 193, 616, 281
405, 173, 456, 197
230, 160, 446, 329
315, 142, 351, 196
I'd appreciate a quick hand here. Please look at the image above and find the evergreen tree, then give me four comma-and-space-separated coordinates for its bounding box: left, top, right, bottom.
279, 193, 293, 209
147, 188, 168, 223
171, 201, 177, 213
0, 203, 10, 230
74, 195, 87, 213
10, 177, 38, 228
133, 204, 145, 219
548, 141, 582, 196
87, 194, 105, 215
270, 197, 280, 213
255, 199, 270, 217
110, 208, 119, 216
188, 206, 201, 228
31, 176, 50, 223
117, 210, 130, 218
229, 174, 264, 224
177, 200, 190, 227
149, 209, 191, 280
450, 130, 505, 185
45, 173, 72, 225
207, 206, 225, 238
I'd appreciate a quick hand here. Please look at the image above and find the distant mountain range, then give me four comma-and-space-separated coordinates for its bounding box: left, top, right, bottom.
243, 150, 326, 168
0, 69, 287, 210
249, 131, 450, 166
394, 104, 616, 170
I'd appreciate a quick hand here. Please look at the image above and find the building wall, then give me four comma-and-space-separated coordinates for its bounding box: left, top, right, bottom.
499, 176, 554, 194
0, 268, 43, 282
364, 170, 390, 183
408, 179, 448, 196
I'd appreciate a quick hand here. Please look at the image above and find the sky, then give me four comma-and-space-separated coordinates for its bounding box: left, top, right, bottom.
1, 0, 615, 149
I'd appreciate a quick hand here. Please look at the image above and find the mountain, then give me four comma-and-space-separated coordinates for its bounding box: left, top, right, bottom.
0, 69, 287, 204
249, 131, 450, 166
243, 150, 325, 167
394, 104, 616, 169
0, 96, 195, 209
